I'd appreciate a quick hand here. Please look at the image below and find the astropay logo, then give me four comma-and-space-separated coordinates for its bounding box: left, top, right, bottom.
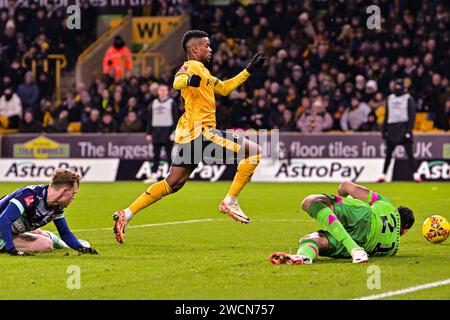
136, 161, 226, 182
0, 159, 119, 182
5, 161, 90, 178
252, 158, 389, 182
416, 161, 450, 180
276, 160, 364, 180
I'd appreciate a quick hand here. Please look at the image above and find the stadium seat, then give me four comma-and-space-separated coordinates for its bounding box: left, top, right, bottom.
68, 122, 81, 133
0, 128, 18, 134
414, 112, 428, 130
375, 107, 385, 125
419, 120, 435, 132
0, 115, 9, 129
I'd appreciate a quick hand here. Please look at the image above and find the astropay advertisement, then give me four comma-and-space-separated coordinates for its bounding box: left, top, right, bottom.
251, 158, 394, 182
0, 159, 119, 182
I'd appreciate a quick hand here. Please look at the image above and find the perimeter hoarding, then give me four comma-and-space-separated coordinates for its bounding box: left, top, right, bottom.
1, 133, 448, 182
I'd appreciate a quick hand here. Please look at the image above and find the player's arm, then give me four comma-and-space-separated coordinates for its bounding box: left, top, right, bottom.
381, 99, 389, 139
173, 65, 201, 90
213, 70, 250, 96
0, 201, 25, 255
53, 216, 98, 254
214, 53, 265, 96
338, 181, 385, 205
406, 97, 416, 135
338, 181, 371, 202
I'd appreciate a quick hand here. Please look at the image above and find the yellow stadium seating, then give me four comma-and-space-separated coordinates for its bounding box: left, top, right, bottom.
67, 122, 81, 133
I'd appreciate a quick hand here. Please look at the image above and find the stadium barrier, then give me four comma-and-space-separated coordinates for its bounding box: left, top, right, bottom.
0, 133, 448, 182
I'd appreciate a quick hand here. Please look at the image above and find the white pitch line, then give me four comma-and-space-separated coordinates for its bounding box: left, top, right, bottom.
354, 278, 450, 300
70, 218, 222, 232
61, 218, 312, 233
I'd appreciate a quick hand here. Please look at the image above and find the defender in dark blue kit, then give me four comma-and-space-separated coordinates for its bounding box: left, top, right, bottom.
0, 168, 98, 255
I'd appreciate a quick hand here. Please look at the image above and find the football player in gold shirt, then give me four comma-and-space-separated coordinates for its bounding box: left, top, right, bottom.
113, 30, 265, 243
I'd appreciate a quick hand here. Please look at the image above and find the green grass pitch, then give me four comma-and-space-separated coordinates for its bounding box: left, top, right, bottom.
0, 181, 449, 300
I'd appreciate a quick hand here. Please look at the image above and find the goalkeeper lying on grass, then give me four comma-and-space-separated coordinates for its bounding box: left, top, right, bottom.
270, 182, 415, 265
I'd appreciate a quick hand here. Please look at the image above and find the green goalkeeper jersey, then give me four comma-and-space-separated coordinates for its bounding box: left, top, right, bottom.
364, 191, 401, 256
324, 192, 401, 258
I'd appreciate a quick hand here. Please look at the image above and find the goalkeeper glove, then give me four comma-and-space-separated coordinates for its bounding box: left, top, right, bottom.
77, 246, 99, 255
246, 53, 266, 74
188, 74, 201, 87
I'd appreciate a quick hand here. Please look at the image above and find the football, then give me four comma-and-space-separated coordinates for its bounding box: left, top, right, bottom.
422, 215, 450, 243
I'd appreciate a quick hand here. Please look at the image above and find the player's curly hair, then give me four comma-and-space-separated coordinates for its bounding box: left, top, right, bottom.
181, 30, 209, 53
398, 206, 415, 229
50, 168, 82, 189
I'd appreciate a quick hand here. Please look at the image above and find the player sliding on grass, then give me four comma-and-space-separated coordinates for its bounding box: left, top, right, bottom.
113, 30, 266, 243
0, 169, 98, 256
270, 181, 415, 265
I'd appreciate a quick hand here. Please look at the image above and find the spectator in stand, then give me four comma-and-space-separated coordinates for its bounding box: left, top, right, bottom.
340, 97, 371, 131
19, 110, 42, 133
357, 112, 380, 132
119, 96, 141, 126
60, 91, 83, 123
3, 1, 445, 134
364, 80, 378, 106
139, 66, 157, 84
46, 109, 69, 133
100, 112, 117, 133
17, 71, 40, 113
230, 90, 252, 129
120, 111, 143, 133
267, 102, 286, 129
102, 35, 132, 80
81, 108, 101, 133
297, 98, 333, 133
0, 86, 22, 129
279, 109, 296, 131
250, 98, 269, 130
424, 73, 447, 129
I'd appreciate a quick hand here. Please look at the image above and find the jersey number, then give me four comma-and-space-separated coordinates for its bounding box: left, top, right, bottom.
381, 213, 397, 234
375, 213, 397, 253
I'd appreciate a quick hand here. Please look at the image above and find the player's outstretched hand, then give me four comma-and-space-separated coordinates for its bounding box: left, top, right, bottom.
7, 248, 33, 256
188, 74, 201, 87
77, 246, 99, 255
246, 53, 266, 74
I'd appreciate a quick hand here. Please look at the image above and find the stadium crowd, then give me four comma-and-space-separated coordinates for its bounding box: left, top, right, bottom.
0, 0, 449, 134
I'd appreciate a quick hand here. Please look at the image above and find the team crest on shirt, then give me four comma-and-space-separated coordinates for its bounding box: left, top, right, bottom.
24, 195, 34, 207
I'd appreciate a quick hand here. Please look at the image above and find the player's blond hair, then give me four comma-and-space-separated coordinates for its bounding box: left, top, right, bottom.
50, 169, 82, 190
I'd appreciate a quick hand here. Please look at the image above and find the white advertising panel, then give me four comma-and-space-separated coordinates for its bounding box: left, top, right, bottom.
0, 159, 119, 182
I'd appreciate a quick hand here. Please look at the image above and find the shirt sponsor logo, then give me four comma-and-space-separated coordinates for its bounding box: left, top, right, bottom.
24, 195, 34, 208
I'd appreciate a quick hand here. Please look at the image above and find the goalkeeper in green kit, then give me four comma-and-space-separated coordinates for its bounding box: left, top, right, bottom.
270, 182, 415, 265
